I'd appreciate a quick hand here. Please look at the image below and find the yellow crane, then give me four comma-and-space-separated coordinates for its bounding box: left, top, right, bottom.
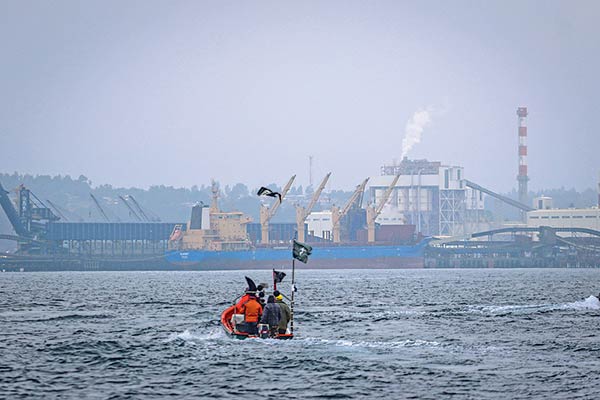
331, 177, 369, 243
296, 172, 331, 242
260, 175, 296, 244
366, 175, 400, 242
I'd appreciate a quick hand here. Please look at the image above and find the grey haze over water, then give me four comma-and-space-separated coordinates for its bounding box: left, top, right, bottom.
1, 1, 599, 191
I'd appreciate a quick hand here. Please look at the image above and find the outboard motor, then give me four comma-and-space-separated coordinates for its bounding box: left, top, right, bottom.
258, 324, 269, 339
231, 314, 245, 332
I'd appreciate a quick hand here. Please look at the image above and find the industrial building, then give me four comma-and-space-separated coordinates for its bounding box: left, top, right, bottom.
370, 158, 472, 237
303, 159, 488, 239
526, 194, 600, 233
527, 208, 600, 231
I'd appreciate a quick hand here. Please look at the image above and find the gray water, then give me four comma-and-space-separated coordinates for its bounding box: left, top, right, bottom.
1, 269, 599, 399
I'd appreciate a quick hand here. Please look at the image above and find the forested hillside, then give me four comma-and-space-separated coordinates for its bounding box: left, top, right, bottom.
0, 173, 354, 239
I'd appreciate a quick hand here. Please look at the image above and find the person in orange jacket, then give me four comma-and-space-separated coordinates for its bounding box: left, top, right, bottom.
239, 293, 263, 335
235, 289, 253, 314
236, 283, 267, 313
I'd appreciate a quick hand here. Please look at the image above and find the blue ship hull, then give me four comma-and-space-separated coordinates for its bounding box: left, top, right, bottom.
165, 241, 429, 270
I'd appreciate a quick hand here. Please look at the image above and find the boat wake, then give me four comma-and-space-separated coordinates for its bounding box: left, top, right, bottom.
164, 328, 225, 344
299, 337, 442, 350
469, 295, 600, 315
563, 295, 600, 310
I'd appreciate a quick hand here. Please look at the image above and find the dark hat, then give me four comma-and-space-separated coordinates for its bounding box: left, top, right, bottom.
267, 295, 275, 303
273, 290, 280, 297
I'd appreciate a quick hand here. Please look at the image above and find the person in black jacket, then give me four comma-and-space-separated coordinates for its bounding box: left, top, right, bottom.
259, 295, 281, 337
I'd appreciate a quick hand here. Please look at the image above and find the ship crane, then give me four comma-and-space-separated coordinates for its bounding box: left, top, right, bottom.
210, 179, 219, 214
46, 199, 69, 222
366, 174, 400, 243
260, 175, 296, 244
90, 194, 110, 222
331, 177, 369, 243
128, 195, 159, 221
118, 195, 142, 221
46, 199, 84, 222
296, 172, 331, 243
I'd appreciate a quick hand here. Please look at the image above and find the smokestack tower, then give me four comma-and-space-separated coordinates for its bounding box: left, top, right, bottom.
517, 107, 529, 221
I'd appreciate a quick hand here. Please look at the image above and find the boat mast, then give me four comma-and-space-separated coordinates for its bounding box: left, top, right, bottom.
290, 258, 296, 334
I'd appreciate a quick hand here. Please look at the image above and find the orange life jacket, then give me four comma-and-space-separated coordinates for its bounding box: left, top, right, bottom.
235, 294, 251, 314
241, 298, 263, 323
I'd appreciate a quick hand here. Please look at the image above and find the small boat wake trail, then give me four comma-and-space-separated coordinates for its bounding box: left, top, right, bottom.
298, 337, 443, 350
164, 327, 225, 344
469, 295, 600, 315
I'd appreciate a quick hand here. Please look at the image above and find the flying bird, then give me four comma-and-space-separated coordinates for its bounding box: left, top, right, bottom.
257, 186, 282, 202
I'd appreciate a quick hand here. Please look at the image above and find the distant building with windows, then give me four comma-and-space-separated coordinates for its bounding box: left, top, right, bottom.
527, 208, 600, 231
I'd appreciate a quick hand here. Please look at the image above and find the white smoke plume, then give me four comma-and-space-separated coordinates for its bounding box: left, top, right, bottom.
400, 109, 432, 159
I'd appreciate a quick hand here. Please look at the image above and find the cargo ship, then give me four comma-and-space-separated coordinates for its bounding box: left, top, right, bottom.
166, 242, 428, 269
165, 182, 429, 270
0, 178, 427, 271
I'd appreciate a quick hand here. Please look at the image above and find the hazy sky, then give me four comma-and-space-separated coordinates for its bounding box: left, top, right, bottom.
1, 0, 599, 192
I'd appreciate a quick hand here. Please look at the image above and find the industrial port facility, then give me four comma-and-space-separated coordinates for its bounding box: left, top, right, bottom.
1, 107, 599, 271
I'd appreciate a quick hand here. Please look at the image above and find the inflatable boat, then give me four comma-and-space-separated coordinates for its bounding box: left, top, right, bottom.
220, 305, 293, 340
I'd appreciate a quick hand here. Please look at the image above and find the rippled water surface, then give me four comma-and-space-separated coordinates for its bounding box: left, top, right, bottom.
2, 269, 600, 399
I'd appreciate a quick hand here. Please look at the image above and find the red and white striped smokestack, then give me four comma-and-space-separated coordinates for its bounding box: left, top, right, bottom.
517, 107, 528, 220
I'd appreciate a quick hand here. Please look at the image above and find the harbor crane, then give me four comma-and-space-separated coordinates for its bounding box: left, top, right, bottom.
90, 194, 110, 222
0, 182, 29, 236
46, 199, 69, 222
118, 195, 142, 221
260, 175, 296, 244
46, 199, 84, 222
331, 177, 369, 243
296, 172, 331, 243
366, 174, 400, 242
128, 195, 158, 221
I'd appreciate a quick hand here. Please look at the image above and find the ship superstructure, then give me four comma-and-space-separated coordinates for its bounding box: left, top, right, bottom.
169, 181, 252, 252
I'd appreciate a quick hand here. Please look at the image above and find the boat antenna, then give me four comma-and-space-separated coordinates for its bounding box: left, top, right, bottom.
290, 258, 296, 334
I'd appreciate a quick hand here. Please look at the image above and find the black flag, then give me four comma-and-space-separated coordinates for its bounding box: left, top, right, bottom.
273, 269, 286, 283
292, 240, 312, 264
257, 186, 282, 202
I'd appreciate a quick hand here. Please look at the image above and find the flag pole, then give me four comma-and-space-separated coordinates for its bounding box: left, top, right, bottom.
290, 258, 295, 334
272, 268, 277, 291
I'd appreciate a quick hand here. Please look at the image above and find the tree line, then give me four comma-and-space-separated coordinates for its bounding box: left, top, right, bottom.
0, 172, 597, 238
